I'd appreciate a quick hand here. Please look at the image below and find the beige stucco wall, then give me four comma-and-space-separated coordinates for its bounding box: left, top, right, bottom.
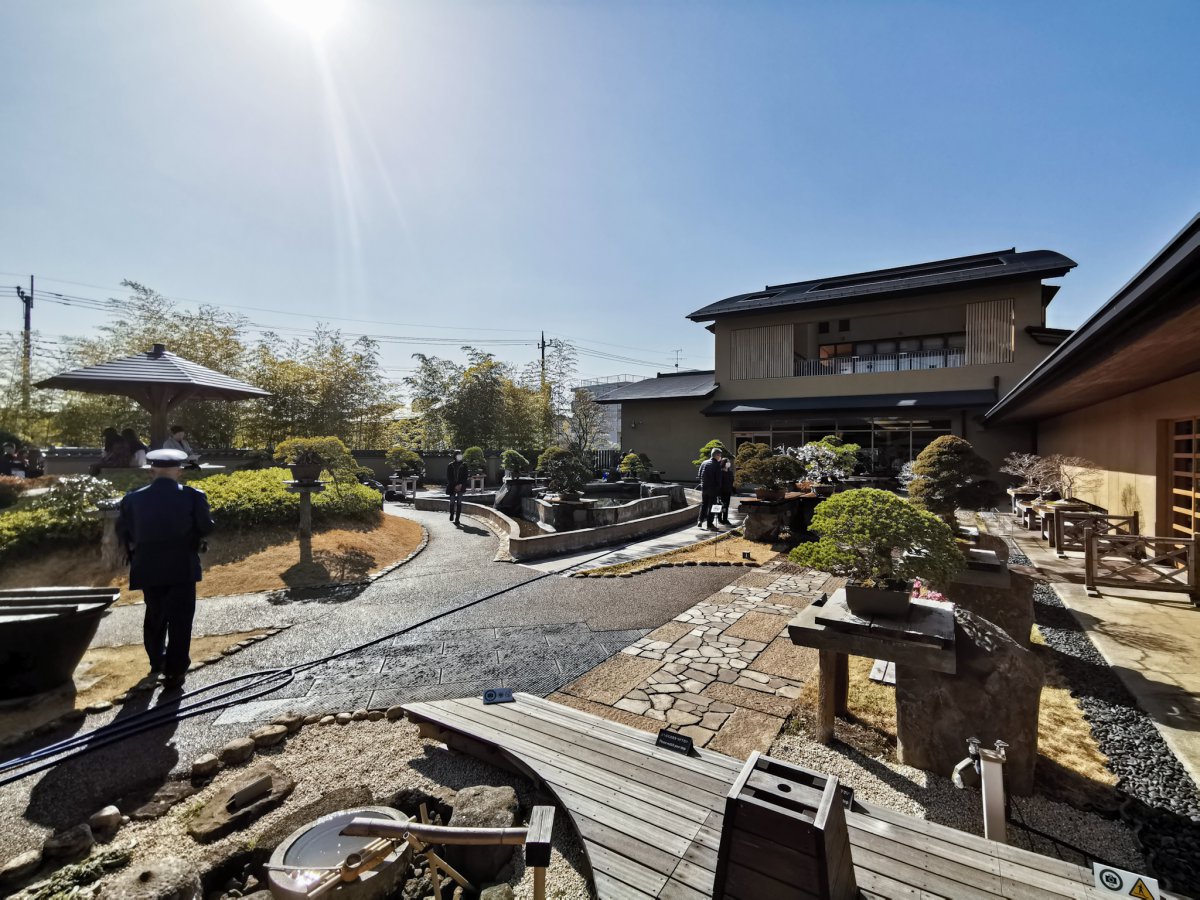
1035, 370, 1200, 536
618, 398, 731, 483
710, 277, 1052, 401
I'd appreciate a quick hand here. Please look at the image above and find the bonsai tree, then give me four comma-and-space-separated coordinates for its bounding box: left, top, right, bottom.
691, 439, 729, 467
1042, 454, 1102, 500
462, 446, 487, 475
908, 435, 991, 524
999, 451, 1046, 491
733, 442, 802, 491
786, 435, 860, 483
501, 449, 530, 477
618, 452, 646, 479
385, 445, 425, 476
790, 488, 963, 589
274, 436, 356, 481
537, 447, 590, 498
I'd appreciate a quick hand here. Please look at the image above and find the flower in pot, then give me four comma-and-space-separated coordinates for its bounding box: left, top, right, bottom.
789, 487, 963, 617
537, 447, 590, 500
501, 449, 530, 479
733, 443, 803, 500
785, 435, 860, 495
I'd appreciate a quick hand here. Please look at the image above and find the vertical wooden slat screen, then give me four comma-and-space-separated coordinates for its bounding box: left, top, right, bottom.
966, 299, 1015, 364
1170, 416, 1199, 539
730, 324, 793, 380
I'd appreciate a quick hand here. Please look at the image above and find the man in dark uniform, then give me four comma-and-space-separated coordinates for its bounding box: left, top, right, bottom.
116, 448, 215, 689
446, 450, 469, 524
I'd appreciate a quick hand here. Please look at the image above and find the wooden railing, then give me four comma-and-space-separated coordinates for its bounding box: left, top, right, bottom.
1054, 510, 1138, 555
1084, 528, 1198, 601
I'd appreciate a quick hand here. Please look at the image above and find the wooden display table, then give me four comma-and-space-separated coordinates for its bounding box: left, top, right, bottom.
788, 589, 955, 743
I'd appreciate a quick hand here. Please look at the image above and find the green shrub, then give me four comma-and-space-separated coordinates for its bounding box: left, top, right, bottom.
537, 447, 590, 497
0, 477, 22, 509
789, 488, 962, 589
0, 505, 104, 564
691, 440, 729, 467
501, 449, 530, 476
908, 435, 991, 523
385, 446, 424, 475
462, 446, 487, 474
198, 468, 380, 529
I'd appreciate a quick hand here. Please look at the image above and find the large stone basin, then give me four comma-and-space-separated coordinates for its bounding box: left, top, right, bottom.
0, 587, 120, 699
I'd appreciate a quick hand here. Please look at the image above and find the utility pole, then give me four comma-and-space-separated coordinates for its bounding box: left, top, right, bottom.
538, 331, 547, 388
15, 276, 33, 419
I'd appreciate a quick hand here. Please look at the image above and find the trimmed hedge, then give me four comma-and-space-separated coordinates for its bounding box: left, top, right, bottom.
0, 468, 381, 565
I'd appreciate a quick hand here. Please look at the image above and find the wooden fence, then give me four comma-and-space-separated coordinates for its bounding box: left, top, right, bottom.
1084, 528, 1198, 602
1054, 510, 1139, 555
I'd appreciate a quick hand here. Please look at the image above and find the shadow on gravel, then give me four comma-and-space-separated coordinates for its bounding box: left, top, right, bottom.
265, 582, 370, 606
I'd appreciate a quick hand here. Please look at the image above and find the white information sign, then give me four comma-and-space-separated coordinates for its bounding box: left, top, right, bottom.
1092, 862, 1160, 900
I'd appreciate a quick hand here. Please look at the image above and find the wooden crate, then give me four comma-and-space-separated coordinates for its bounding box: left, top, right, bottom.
713, 752, 857, 900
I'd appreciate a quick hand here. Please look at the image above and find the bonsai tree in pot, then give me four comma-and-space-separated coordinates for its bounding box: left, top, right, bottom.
462, 446, 487, 478
691, 439, 729, 467
617, 452, 646, 481
907, 435, 993, 526
790, 487, 962, 616
537, 447, 590, 500
786, 435, 860, 494
734, 442, 803, 500
274, 436, 355, 484
385, 445, 424, 478
501, 449, 530, 479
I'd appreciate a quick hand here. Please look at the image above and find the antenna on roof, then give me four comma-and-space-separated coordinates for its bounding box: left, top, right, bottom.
672, 350, 683, 369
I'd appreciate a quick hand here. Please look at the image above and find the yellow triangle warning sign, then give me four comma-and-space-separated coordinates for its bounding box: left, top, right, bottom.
1129, 878, 1155, 900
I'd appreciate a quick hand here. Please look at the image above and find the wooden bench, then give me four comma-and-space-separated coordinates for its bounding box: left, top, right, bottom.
403, 693, 1129, 899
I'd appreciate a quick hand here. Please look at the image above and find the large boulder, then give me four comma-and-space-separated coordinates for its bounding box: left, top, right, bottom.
102, 856, 200, 900
444, 786, 520, 884
895, 606, 1043, 795
187, 763, 296, 843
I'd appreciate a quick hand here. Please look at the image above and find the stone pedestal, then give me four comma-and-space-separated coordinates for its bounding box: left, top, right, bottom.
948, 560, 1037, 647
95, 506, 123, 570
895, 607, 1043, 795
494, 477, 536, 514
740, 492, 822, 543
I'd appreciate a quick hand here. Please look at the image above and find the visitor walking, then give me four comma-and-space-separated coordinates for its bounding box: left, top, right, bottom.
696, 447, 723, 531
446, 450, 469, 524
116, 448, 215, 690
718, 454, 735, 525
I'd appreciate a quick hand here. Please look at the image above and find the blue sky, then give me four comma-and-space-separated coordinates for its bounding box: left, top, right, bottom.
2, 0, 1198, 384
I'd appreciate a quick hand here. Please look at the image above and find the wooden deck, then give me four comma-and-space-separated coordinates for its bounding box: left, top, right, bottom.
403, 693, 1121, 899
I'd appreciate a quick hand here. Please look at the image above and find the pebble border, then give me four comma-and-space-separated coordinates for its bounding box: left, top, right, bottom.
571, 528, 760, 578
995, 522, 1200, 894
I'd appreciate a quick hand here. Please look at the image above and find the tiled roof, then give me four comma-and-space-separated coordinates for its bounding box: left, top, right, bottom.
594, 371, 717, 403
687, 249, 1076, 321
37, 345, 269, 399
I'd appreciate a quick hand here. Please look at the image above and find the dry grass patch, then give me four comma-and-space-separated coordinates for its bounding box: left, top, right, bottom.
0, 630, 268, 746
0, 515, 424, 605
581, 530, 772, 576
786, 629, 1120, 809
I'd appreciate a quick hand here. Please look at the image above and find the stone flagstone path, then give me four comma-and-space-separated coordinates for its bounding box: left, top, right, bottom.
550, 560, 841, 758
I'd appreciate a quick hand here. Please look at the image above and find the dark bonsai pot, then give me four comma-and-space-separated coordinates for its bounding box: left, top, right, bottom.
754, 487, 785, 501
844, 581, 912, 617
813, 484, 836, 497
289, 463, 323, 483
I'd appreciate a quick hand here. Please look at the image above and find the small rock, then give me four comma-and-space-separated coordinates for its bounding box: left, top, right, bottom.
352, 709, 369, 721
272, 712, 304, 734
85, 700, 114, 714
480, 886, 515, 900
445, 786, 519, 883
303, 714, 322, 725
88, 805, 122, 833
249, 724, 288, 748
319, 714, 335, 726
367, 710, 384, 721
218, 738, 256, 766
203, 655, 222, 664
187, 764, 296, 843
335, 712, 353, 725
42, 823, 94, 859
191, 753, 221, 780
385, 705, 405, 721
104, 855, 201, 899
0, 848, 42, 883
221, 645, 241, 656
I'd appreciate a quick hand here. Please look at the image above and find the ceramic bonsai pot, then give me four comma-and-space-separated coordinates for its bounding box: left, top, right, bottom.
844, 581, 912, 617
754, 488, 785, 501
289, 463, 323, 483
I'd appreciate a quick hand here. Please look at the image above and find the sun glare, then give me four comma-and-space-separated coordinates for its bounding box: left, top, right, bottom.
266, 0, 347, 38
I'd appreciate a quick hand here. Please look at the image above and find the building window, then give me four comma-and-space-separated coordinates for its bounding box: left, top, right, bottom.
838, 319, 851, 332
818, 321, 830, 334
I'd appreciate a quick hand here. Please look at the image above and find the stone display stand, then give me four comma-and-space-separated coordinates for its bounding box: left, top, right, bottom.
93, 506, 124, 570
388, 474, 419, 501
468, 474, 486, 493
285, 480, 325, 564
788, 589, 955, 745
739, 492, 823, 543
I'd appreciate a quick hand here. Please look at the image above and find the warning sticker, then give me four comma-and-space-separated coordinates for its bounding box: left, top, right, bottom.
1092, 863, 1160, 900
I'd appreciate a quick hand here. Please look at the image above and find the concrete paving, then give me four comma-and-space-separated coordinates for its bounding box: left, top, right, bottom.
1002, 524, 1200, 788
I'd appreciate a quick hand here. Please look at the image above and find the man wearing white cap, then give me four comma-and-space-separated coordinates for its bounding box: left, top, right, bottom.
116, 448, 215, 689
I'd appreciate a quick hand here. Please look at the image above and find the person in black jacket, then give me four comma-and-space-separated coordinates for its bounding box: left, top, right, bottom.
718, 454, 735, 525
696, 447, 724, 531
446, 450, 469, 524
116, 449, 215, 689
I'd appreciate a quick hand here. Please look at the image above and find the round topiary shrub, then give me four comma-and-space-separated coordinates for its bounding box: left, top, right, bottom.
386, 445, 424, 476
537, 447, 590, 497
501, 449, 530, 477
462, 446, 487, 475
908, 435, 991, 524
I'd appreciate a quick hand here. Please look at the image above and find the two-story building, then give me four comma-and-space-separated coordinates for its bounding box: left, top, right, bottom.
599, 248, 1075, 481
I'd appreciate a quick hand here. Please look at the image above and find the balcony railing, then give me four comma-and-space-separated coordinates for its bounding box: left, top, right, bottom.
794, 348, 967, 378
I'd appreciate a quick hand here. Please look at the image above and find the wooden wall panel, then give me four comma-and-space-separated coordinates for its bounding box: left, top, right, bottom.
730, 324, 793, 380
966, 299, 1014, 365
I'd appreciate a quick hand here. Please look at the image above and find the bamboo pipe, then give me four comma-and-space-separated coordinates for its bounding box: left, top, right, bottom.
341, 817, 530, 846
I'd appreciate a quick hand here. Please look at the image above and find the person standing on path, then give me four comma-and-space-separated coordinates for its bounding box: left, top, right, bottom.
696, 447, 724, 531
718, 453, 735, 525
116, 449, 215, 690
446, 450, 469, 524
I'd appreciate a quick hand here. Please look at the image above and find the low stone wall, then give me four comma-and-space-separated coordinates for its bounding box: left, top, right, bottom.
520, 494, 671, 532
415, 490, 701, 561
